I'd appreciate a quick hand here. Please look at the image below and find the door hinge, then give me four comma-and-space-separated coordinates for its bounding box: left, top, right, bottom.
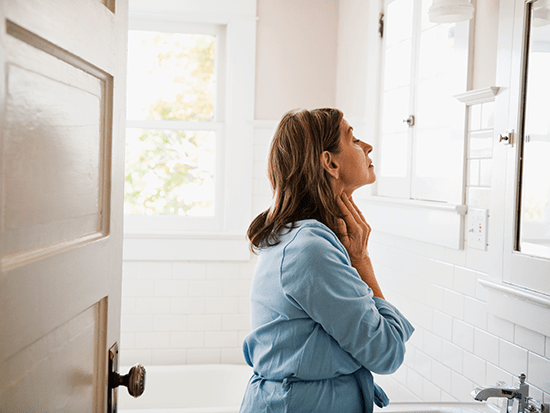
379, 13, 384, 38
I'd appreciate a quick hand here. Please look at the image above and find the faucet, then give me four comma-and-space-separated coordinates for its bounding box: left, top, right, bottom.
471, 373, 549, 413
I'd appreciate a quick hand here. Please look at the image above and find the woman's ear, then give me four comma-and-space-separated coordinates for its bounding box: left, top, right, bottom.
320, 151, 340, 180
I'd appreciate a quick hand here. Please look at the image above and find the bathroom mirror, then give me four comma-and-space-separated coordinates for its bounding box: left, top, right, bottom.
516, 0, 550, 259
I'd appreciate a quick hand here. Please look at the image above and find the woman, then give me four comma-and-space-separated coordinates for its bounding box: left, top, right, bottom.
240, 108, 413, 413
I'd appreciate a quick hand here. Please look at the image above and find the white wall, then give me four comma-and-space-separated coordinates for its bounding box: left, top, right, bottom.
254, 0, 339, 120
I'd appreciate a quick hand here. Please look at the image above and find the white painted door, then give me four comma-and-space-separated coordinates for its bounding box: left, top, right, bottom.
0, 0, 129, 411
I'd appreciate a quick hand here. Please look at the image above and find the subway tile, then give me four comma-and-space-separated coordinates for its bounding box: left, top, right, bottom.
239, 262, 257, 279
152, 349, 187, 365
239, 296, 251, 314
134, 331, 170, 349
453, 266, 477, 297
205, 297, 240, 314
222, 279, 252, 297
188, 314, 222, 331
119, 349, 152, 367
222, 314, 252, 331
188, 280, 223, 297
441, 390, 457, 402
546, 336, 550, 358
423, 282, 445, 312
123, 280, 155, 297
222, 348, 247, 365
443, 289, 465, 320
463, 351, 486, 386
433, 310, 453, 341
451, 371, 475, 402
499, 340, 528, 376
171, 297, 205, 314
426, 259, 454, 289
207, 262, 242, 279
474, 328, 500, 366
486, 362, 514, 387
432, 360, 452, 393
406, 368, 423, 398
424, 331, 443, 361
487, 315, 515, 342
443, 247, 467, 268
187, 349, 221, 364
464, 297, 488, 330
154, 280, 189, 297
172, 262, 207, 279
153, 314, 188, 331
122, 261, 138, 280
474, 272, 489, 302
442, 340, 463, 373
452, 319, 474, 353
415, 350, 433, 379
205, 331, 239, 348
465, 247, 492, 274
120, 315, 153, 332
135, 297, 170, 315
423, 378, 442, 401
121, 297, 136, 315
528, 352, 550, 393
514, 325, 546, 356
170, 331, 204, 349
120, 332, 135, 350
136, 262, 172, 280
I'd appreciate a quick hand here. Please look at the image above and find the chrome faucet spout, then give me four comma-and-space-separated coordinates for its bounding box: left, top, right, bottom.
471, 373, 529, 413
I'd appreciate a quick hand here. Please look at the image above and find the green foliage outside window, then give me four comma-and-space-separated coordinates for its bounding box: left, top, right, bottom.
124, 31, 216, 216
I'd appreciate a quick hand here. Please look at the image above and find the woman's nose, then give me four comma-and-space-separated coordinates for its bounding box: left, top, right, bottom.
361, 141, 373, 154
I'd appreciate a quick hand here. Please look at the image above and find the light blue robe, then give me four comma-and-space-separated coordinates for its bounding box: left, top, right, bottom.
240, 220, 414, 413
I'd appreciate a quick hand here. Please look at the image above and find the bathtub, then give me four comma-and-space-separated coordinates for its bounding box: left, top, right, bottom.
374, 402, 499, 412
118, 364, 253, 413
118, 364, 499, 413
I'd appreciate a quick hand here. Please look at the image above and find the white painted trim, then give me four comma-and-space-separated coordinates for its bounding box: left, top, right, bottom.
358, 196, 466, 249
454, 86, 501, 105
479, 278, 550, 337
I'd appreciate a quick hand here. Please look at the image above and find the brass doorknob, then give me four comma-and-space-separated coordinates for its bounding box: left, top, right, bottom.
114, 364, 146, 398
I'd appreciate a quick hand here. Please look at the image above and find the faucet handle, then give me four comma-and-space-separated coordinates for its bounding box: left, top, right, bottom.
526, 398, 550, 413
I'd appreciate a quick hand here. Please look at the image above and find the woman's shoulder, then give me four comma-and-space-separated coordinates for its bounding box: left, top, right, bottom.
281, 219, 347, 259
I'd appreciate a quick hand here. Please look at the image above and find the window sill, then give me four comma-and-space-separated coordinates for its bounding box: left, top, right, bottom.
122, 232, 251, 261
358, 196, 467, 249
479, 278, 550, 336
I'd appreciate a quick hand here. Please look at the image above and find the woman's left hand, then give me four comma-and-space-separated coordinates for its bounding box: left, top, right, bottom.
336, 193, 371, 265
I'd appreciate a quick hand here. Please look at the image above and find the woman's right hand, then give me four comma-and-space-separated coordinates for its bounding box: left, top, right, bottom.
336, 193, 371, 265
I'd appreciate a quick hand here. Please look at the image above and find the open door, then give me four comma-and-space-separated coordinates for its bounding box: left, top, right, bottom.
0, 0, 131, 411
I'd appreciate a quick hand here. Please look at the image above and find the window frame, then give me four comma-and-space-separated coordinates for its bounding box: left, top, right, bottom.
122, 3, 256, 261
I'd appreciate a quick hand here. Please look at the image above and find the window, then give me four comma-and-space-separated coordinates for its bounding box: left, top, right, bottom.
377, 0, 470, 205
122, 2, 256, 261
125, 22, 225, 232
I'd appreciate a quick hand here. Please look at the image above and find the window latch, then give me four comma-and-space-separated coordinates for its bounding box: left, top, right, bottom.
403, 115, 415, 127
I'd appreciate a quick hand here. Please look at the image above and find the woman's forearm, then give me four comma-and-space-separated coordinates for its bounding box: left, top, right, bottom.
352, 256, 385, 299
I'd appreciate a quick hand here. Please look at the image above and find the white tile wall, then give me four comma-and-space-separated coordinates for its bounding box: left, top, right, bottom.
120, 115, 550, 408
370, 101, 550, 405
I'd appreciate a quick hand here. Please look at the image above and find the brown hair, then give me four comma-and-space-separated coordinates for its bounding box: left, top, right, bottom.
247, 108, 344, 252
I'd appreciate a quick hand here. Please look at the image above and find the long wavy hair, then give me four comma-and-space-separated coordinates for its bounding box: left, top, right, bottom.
247, 108, 344, 252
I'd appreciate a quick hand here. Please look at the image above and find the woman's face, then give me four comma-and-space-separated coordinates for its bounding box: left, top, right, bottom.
331, 118, 375, 194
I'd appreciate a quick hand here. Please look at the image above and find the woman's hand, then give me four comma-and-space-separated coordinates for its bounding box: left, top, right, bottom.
336, 193, 371, 265
336, 193, 385, 299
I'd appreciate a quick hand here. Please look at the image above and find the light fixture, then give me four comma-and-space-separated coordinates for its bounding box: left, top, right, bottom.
428, 0, 475, 23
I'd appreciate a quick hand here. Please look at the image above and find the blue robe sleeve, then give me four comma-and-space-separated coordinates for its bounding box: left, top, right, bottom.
280, 224, 414, 375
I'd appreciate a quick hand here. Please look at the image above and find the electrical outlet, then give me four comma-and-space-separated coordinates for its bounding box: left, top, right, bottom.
468, 208, 488, 250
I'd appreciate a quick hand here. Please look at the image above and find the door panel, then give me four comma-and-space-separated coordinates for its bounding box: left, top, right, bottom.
0, 0, 128, 411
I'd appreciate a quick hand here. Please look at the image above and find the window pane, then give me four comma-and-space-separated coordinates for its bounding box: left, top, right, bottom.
126, 31, 215, 122
124, 128, 216, 216
518, 6, 550, 259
